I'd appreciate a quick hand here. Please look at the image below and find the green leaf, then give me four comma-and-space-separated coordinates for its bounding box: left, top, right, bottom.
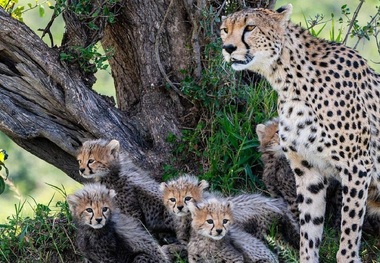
38, 4, 45, 17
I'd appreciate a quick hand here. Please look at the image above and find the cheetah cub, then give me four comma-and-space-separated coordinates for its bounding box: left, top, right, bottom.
67, 183, 169, 263
187, 197, 278, 263
256, 119, 342, 228
161, 174, 298, 244
77, 139, 174, 235
160, 174, 210, 244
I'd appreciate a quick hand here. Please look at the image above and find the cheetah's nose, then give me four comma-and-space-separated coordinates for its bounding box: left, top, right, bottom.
177, 205, 184, 211
216, 229, 223, 235
95, 218, 102, 224
223, 44, 237, 54
79, 168, 85, 174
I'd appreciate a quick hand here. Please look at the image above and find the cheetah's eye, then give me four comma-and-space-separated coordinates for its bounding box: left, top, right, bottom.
88, 159, 95, 164
223, 219, 229, 224
102, 207, 109, 213
169, 198, 176, 202
184, 196, 192, 202
86, 208, 93, 213
206, 219, 214, 224
244, 25, 256, 32
77, 160, 81, 164
221, 28, 228, 34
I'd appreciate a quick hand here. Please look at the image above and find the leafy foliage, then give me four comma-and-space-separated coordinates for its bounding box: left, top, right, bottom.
0, 0, 51, 21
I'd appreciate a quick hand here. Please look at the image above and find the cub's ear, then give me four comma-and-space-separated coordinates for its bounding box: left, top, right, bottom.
226, 201, 233, 210
159, 182, 168, 192
109, 189, 117, 199
221, 15, 227, 21
255, 124, 266, 142
274, 4, 293, 24
198, 180, 209, 190
107, 139, 120, 157
66, 194, 79, 214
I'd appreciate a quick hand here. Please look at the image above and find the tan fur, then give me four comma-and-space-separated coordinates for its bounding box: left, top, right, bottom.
160, 174, 209, 217
67, 183, 116, 229
67, 183, 169, 263
77, 139, 120, 180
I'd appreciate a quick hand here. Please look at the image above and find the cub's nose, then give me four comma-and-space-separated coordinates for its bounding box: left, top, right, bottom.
177, 205, 184, 211
222, 44, 237, 54
216, 229, 223, 235
79, 168, 85, 174
95, 218, 102, 224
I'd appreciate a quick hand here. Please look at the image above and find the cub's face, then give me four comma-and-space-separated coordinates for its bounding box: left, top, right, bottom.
77, 139, 120, 179
220, 5, 292, 72
188, 198, 233, 240
160, 176, 209, 217
256, 119, 283, 156
67, 183, 116, 229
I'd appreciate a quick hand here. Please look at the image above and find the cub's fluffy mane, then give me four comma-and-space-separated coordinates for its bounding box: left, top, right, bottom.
189, 197, 233, 214
67, 183, 116, 209
77, 139, 120, 159
160, 174, 209, 192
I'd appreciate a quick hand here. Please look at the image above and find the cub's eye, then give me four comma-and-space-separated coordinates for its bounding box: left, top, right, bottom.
169, 198, 176, 202
206, 219, 214, 224
244, 25, 256, 32
102, 207, 109, 213
86, 208, 93, 213
223, 219, 229, 224
221, 28, 228, 34
77, 160, 81, 164
184, 196, 192, 202
88, 159, 95, 164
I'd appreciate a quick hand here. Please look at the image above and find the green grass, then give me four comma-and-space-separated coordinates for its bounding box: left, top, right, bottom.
0, 185, 82, 263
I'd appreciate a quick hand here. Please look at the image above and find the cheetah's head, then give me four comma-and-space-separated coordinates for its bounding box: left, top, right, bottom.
188, 198, 233, 240
160, 174, 209, 217
77, 139, 120, 180
67, 183, 116, 229
220, 4, 292, 72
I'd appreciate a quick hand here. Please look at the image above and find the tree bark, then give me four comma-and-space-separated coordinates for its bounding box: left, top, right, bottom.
0, 0, 276, 182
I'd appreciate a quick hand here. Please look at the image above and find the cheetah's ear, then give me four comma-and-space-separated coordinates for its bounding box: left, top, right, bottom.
159, 182, 168, 192
226, 201, 233, 211
109, 189, 117, 199
274, 4, 293, 24
66, 194, 79, 214
256, 124, 266, 142
106, 139, 120, 158
198, 180, 209, 190
221, 15, 227, 21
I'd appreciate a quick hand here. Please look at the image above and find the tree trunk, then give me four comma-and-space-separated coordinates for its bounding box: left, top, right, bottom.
0, 0, 276, 182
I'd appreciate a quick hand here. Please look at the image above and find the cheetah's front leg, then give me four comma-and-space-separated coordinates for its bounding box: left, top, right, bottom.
287, 152, 327, 263
336, 162, 371, 263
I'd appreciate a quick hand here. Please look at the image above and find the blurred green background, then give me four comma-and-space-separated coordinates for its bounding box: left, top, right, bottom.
1, 0, 379, 222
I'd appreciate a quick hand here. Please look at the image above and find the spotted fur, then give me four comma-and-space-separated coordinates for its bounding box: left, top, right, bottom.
256, 118, 343, 229
67, 183, 169, 263
221, 4, 380, 263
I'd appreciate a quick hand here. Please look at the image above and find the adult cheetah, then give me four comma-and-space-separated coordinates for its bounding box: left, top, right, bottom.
221, 4, 380, 263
